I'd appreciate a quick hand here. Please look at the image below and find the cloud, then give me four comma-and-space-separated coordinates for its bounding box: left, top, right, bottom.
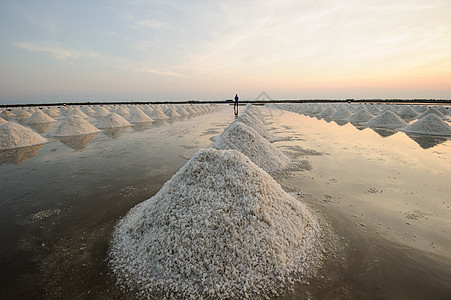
13, 42, 80, 60
135, 67, 184, 77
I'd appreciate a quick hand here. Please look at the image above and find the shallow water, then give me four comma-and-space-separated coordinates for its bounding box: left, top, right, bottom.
1, 105, 450, 299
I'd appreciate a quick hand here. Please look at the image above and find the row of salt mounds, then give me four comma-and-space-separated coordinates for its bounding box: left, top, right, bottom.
26, 110, 56, 124
401, 114, 451, 136
417, 107, 447, 120
109, 149, 323, 299
367, 111, 407, 129
97, 112, 132, 129
127, 107, 153, 123
211, 122, 291, 172
49, 115, 100, 136
348, 108, 374, 123
0, 122, 48, 149
149, 106, 169, 120
236, 110, 271, 140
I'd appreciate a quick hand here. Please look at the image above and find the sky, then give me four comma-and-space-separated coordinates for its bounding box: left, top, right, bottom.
0, 0, 450, 104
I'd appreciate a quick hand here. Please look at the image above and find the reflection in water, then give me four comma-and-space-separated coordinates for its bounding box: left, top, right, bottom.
404, 132, 449, 149
27, 122, 55, 134
150, 120, 167, 128
102, 127, 129, 139
0, 144, 44, 165
333, 119, 349, 126
132, 123, 152, 132
371, 128, 398, 138
56, 133, 98, 150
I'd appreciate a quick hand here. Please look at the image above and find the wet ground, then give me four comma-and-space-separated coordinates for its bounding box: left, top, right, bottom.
1, 105, 450, 299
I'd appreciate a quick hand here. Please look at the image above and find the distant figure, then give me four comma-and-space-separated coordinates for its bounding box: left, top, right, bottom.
234, 94, 239, 116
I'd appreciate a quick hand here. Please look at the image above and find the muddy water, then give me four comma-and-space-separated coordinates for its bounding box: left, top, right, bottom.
1, 105, 450, 299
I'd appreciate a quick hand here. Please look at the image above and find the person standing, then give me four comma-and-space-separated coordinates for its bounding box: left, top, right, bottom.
234, 94, 239, 116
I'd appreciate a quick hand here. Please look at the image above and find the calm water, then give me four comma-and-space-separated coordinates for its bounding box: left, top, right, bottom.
1, 105, 450, 299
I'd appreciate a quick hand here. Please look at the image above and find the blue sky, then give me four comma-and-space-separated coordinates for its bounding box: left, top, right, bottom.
1, 0, 450, 104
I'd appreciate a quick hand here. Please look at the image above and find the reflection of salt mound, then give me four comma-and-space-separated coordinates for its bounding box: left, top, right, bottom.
417, 107, 446, 120
212, 122, 290, 172
367, 111, 407, 128
127, 108, 153, 123
0, 144, 44, 165
97, 113, 131, 129
398, 106, 419, 119
401, 114, 451, 136
110, 149, 322, 299
349, 109, 374, 123
50, 115, 100, 136
26, 110, 56, 124
0, 122, 48, 149
329, 107, 352, 120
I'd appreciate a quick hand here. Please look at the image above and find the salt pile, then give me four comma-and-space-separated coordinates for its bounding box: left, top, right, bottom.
69, 107, 90, 119
318, 106, 336, 118
417, 107, 447, 120
127, 108, 153, 123
25, 110, 56, 124
0, 117, 7, 125
82, 106, 95, 116
367, 111, 407, 128
97, 112, 132, 129
398, 106, 419, 119
211, 122, 290, 172
1, 110, 15, 118
114, 106, 130, 116
109, 148, 322, 299
165, 106, 181, 118
329, 107, 352, 120
401, 114, 451, 136
49, 115, 100, 136
348, 109, 374, 123
366, 105, 381, 115
0, 122, 48, 149
150, 107, 169, 120
43, 108, 59, 118
176, 106, 189, 116
92, 106, 109, 118
15, 110, 32, 120
185, 106, 197, 114
236, 112, 271, 140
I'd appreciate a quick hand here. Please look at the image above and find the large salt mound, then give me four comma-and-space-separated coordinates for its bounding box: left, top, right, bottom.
236, 112, 271, 139
349, 109, 374, 123
49, 115, 100, 136
329, 107, 352, 120
401, 114, 451, 136
0, 122, 48, 149
26, 110, 56, 124
398, 106, 419, 119
417, 107, 447, 120
127, 108, 153, 123
109, 149, 322, 299
211, 122, 290, 172
367, 110, 407, 128
97, 112, 132, 129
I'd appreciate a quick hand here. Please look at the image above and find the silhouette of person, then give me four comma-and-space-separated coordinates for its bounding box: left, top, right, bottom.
234, 94, 239, 115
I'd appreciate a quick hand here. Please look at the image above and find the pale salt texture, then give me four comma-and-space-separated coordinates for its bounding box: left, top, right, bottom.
127, 108, 153, 123
367, 111, 407, 128
0, 117, 7, 125
185, 106, 197, 114
0, 122, 48, 149
49, 115, 100, 136
366, 105, 381, 115
109, 149, 323, 299
25, 110, 56, 124
176, 106, 189, 116
417, 107, 447, 120
150, 107, 169, 120
1, 110, 15, 118
69, 107, 90, 119
114, 106, 130, 116
92, 107, 109, 117
329, 107, 352, 120
318, 106, 336, 118
96, 112, 132, 129
165, 107, 181, 118
236, 112, 271, 140
348, 109, 374, 123
398, 106, 419, 119
401, 114, 451, 136
211, 122, 290, 172
14, 110, 32, 119
44, 108, 60, 118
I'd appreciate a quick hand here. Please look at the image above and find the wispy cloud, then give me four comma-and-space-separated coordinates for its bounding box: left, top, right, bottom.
135, 67, 184, 77
14, 42, 80, 60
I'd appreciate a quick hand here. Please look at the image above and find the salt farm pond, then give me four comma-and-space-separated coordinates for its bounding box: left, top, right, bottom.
0, 104, 450, 299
